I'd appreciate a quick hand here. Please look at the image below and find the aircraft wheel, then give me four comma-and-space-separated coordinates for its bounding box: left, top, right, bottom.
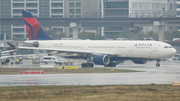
156, 63, 160, 67
89, 63, 94, 68
104, 63, 111, 67
82, 63, 94, 68
104, 65, 108, 67
81, 63, 85, 68
112, 63, 116, 67
84, 63, 88, 68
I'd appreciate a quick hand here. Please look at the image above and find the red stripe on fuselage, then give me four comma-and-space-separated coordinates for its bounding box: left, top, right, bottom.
25, 24, 32, 40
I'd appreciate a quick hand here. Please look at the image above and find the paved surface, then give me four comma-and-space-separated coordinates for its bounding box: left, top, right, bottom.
0, 61, 180, 87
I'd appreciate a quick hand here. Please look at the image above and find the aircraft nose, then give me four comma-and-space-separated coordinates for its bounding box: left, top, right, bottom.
172, 48, 177, 55
173, 48, 177, 54
166, 48, 177, 58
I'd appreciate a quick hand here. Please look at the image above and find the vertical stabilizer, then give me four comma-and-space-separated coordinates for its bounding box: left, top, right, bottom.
22, 10, 53, 40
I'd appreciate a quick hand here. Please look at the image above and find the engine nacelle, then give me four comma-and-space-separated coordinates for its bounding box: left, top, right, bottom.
93, 55, 110, 65
132, 60, 147, 64
32, 41, 39, 47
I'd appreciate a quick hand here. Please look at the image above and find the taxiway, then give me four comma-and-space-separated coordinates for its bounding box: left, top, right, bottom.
0, 61, 180, 87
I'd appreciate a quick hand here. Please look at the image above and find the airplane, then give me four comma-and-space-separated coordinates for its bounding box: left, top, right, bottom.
14, 10, 177, 67
0, 49, 17, 65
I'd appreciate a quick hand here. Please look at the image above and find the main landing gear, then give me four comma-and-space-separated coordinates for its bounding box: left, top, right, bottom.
104, 62, 116, 67
156, 60, 160, 67
81, 54, 94, 68
81, 63, 94, 68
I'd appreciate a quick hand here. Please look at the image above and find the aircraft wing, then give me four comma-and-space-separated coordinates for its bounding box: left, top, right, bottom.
1, 50, 16, 54
0, 54, 28, 60
0, 49, 17, 61
17, 47, 117, 56
1, 55, 16, 59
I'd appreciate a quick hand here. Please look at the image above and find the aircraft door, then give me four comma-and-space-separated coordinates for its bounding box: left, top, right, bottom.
153, 44, 158, 52
129, 44, 133, 52
148, 47, 152, 57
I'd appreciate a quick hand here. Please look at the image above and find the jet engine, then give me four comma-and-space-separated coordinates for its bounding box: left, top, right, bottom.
32, 41, 39, 47
93, 55, 110, 65
132, 60, 147, 64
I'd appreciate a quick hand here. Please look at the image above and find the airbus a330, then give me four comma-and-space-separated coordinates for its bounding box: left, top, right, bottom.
13, 11, 177, 67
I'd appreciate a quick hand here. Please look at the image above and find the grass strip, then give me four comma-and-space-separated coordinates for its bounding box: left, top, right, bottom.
0, 85, 180, 101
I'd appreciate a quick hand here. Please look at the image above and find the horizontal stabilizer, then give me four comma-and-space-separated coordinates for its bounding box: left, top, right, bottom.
7, 42, 16, 48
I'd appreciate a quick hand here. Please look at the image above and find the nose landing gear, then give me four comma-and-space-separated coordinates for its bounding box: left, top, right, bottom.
156, 60, 160, 67
156, 63, 160, 67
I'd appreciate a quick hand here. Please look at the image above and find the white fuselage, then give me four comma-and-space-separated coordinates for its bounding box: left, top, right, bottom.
25, 40, 177, 59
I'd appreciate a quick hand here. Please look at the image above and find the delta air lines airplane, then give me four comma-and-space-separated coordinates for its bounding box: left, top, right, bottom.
17, 11, 177, 67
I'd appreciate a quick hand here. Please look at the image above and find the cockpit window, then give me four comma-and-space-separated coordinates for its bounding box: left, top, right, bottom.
164, 46, 173, 48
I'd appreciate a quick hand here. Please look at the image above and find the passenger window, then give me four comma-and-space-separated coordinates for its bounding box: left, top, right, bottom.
53, 58, 55, 60
164, 46, 173, 48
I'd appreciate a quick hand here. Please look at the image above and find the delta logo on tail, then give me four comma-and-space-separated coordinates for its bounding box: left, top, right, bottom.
22, 11, 53, 40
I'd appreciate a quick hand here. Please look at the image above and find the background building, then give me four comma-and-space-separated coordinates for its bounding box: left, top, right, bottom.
176, 0, 180, 30
93, 0, 101, 18
1, 0, 11, 40
101, 0, 129, 39
11, 0, 64, 40
0, 0, 98, 40
101, 0, 177, 39
177, 0, 180, 17
0, 0, 1, 40
129, 0, 177, 33
64, 0, 94, 38
1, 0, 178, 40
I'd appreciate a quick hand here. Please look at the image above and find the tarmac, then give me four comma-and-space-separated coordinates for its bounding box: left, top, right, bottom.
0, 61, 180, 87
